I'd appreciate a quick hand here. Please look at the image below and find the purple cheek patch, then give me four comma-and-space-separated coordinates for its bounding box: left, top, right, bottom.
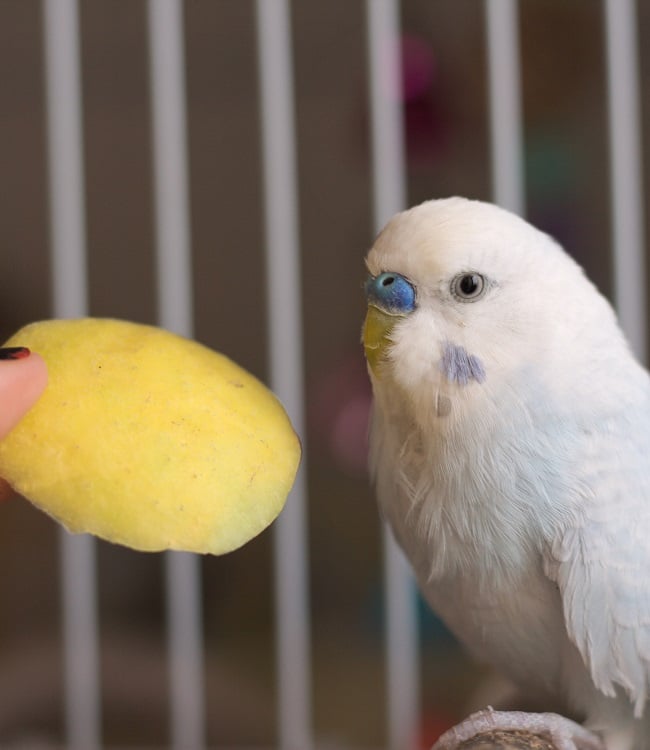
440, 342, 486, 385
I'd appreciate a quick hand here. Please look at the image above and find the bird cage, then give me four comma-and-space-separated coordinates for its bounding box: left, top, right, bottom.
0, 1, 646, 748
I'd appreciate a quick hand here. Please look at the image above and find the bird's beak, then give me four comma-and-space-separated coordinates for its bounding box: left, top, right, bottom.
363, 305, 404, 375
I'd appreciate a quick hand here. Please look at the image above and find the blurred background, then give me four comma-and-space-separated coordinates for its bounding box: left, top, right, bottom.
0, 0, 648, 748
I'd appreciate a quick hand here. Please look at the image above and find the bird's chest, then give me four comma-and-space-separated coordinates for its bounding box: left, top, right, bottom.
374, 390, 569, 582
378, 433, 541, 583
424, 566, 567, 696
377, 435, 571, 697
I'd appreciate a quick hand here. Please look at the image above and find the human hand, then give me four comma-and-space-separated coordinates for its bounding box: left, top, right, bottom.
0, 347, 48, 500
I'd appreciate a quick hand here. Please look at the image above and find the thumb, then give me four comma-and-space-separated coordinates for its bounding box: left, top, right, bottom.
0, 348, 48, 441
0, 347, 47, 501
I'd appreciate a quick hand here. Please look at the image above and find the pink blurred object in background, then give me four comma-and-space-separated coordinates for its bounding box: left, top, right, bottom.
310, 353, 372, 477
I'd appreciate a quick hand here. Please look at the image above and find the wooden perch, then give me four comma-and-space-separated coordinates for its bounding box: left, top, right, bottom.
433, 708, 605, 749
454, 729, 556, 749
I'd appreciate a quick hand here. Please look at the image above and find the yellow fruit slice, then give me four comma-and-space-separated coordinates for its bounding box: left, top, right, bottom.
0, 318, 300, 555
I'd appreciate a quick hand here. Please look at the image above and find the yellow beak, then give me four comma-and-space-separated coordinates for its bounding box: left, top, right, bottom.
362, 305, 404, 375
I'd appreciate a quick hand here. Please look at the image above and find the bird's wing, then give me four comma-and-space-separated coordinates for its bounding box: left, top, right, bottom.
544, 412, 650, 717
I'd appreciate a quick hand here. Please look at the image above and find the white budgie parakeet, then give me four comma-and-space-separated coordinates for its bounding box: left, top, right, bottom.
363, 197, 650, 750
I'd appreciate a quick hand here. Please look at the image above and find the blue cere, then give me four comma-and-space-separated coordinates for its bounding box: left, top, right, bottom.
365, 272, 416, 313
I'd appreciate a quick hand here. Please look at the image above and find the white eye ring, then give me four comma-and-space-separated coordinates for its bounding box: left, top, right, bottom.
451, 272, 487, 302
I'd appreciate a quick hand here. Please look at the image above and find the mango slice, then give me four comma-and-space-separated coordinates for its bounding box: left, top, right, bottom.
0, 318, 300, 554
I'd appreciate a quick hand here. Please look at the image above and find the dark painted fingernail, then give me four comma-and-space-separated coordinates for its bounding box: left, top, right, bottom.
0, 347, 31, 360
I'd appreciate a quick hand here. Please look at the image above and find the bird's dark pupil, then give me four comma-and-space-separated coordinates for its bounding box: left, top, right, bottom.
460, 275, 478, 295
382, 275, 395, 287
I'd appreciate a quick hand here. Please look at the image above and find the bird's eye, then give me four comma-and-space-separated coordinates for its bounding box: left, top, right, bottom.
451, 273, 486, 302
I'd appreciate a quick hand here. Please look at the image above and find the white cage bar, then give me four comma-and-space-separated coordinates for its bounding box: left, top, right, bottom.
484, 0, 525, 216
147, 1, 206, 748
255, 1, 313, 749
42, 0, 101, 748
366, 2, 420, 749
603, 0, 647, 361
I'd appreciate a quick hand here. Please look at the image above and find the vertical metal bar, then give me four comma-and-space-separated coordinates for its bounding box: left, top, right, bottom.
147, 1, 205, 748
484, 0, 525, 215
59, 536, 100, 750
163, 551, 204, 750
603, 0, 647, 363
367, 0, 407, 227
42, 1, 101, 748
254, 2, 312, 748
43, 0, 89, 318
366, 2, 420, 749
148, 0, 194, 338
382, 527, 419, 750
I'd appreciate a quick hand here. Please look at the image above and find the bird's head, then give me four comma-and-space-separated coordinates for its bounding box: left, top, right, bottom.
363, 197, 623, 421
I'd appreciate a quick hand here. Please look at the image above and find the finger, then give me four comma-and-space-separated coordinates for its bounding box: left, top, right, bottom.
0, 349, 48, 441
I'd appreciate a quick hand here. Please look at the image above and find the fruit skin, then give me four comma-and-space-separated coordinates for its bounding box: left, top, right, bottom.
0, 318, 301, 555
